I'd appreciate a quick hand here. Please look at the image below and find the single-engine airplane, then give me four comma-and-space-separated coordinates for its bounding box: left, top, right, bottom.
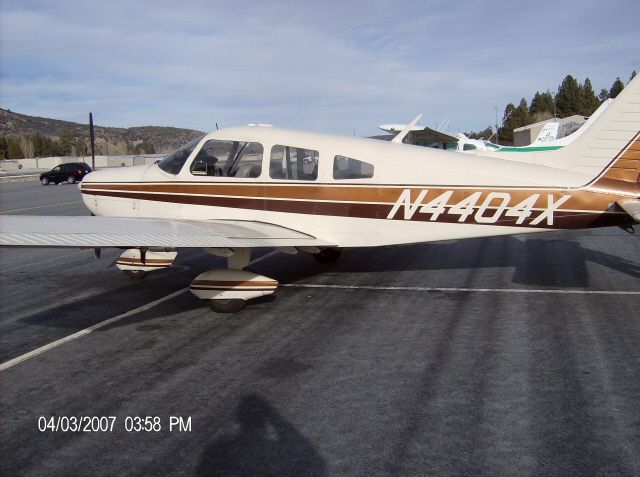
1, 76, 638, 313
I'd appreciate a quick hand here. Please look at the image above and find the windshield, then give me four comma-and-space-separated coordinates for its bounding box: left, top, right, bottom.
157, 135, 205, 175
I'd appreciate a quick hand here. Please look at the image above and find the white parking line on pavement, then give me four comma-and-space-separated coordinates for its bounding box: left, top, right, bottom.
281, 283, 640, 295
0, 250, 279, 372
0, 201, 83, 214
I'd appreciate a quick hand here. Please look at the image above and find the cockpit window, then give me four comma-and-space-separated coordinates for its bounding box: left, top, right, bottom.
333, 155, 374, 179
157, 135, 205, 175
190, 140, 263, 178
269, 145, 318, 181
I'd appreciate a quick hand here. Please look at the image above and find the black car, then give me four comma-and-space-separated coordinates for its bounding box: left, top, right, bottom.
40, 162, 92, 185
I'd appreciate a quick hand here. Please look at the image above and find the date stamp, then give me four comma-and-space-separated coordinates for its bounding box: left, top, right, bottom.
37, 416, 191, 433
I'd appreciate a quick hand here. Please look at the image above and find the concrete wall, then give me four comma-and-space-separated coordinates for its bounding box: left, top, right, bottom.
1, 154, 163, 171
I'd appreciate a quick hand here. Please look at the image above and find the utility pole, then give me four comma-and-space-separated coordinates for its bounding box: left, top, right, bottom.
89, 112, 95, 170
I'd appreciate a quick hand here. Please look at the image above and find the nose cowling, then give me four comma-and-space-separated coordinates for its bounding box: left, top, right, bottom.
80, 164, 150, 216
82, 164, 148, 184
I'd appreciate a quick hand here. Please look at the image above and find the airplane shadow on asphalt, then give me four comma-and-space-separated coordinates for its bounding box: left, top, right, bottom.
256, 234, 640, 290
197, 393, 326, 477
12, 233, 640, 339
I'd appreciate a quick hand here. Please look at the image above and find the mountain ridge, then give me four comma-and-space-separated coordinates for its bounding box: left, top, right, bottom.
0, 108, 204, 154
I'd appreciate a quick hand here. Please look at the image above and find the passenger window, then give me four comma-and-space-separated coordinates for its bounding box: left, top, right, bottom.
463, 144, 477, 151
270, 145, 318, 181
190, 140, 263, 178
333, 155, 374, 180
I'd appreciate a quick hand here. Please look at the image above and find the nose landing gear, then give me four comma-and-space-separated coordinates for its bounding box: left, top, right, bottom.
116, 249, 177, 279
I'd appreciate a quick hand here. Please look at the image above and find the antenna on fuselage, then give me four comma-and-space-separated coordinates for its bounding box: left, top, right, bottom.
391, 114, 422, 144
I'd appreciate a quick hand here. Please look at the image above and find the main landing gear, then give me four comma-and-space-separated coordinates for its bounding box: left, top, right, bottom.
190, 248, 278, 313
312, 248, 341, 263
115, 246, 341, 313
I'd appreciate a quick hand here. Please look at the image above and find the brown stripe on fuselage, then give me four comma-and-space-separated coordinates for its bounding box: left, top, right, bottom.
81, 182, 573, 207
191, 280, 278, 287
116, 257, 174, 265
84, 182, 588, 209
82, 185, 634, 229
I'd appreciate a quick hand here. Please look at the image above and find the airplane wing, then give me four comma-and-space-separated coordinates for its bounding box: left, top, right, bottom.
0, 215, 334, 248
405, 126, 459, 144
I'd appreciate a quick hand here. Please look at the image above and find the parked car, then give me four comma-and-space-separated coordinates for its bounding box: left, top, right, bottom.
40, 163, 92, 185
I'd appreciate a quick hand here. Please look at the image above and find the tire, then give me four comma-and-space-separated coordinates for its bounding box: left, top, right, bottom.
124, 269, 147, 280
208, 299, 247, 313
66, 175, 76, 184
41, 177, 50, 186
312, 248, 341, 263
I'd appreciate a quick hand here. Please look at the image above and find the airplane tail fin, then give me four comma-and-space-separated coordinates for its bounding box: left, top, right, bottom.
531, 122, 559, 145
551, 74, 640, 186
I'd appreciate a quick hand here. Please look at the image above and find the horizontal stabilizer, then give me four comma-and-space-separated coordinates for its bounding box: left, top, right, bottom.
617, 199, 640, 223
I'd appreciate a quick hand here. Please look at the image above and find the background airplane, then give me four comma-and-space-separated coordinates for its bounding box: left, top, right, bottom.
379, 97, 613, 153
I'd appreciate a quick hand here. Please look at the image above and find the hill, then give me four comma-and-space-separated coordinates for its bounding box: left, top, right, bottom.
0, 108, 204, 158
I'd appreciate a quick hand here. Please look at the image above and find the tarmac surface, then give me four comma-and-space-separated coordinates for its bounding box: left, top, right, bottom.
1, 181, 639, 476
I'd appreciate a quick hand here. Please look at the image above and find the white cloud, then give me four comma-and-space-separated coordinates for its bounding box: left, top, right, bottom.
2, 0, 638, 137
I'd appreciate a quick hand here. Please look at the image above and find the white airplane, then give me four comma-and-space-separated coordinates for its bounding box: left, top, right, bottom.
378, 122, 501, 152
379, 97, 613, 153
1, 77, 639, 313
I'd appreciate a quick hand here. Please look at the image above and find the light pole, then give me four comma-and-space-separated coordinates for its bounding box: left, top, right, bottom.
494, 106, 499, 145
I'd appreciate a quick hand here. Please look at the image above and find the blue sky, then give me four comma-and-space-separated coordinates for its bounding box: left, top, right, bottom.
1, 0, 638, 137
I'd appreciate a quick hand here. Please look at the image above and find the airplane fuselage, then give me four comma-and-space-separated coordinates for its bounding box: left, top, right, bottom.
81, 126, 638, 248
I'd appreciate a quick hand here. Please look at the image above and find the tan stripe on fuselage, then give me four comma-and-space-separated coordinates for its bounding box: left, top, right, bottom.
596, 137, 640, 184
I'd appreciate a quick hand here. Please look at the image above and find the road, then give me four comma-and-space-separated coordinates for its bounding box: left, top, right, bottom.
1, 181, 639, 476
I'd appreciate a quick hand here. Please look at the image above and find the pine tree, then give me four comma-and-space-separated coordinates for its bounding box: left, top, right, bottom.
32, 132, 44, 157
7, 138, 24, 159
498, 103, 517, 145
58, 129, 72, 156
0, 136, 8, 159
19, 135, 34, 158
73, 138, 88, 156
598, 88, 609, 102
555, 75, 582, 117
142, 142, 155, 154
630, 70, 637, 83
529, 90, 554, 122
515, 98, 531, 127
580, 78, 600, 116
609, 77, 625, 98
